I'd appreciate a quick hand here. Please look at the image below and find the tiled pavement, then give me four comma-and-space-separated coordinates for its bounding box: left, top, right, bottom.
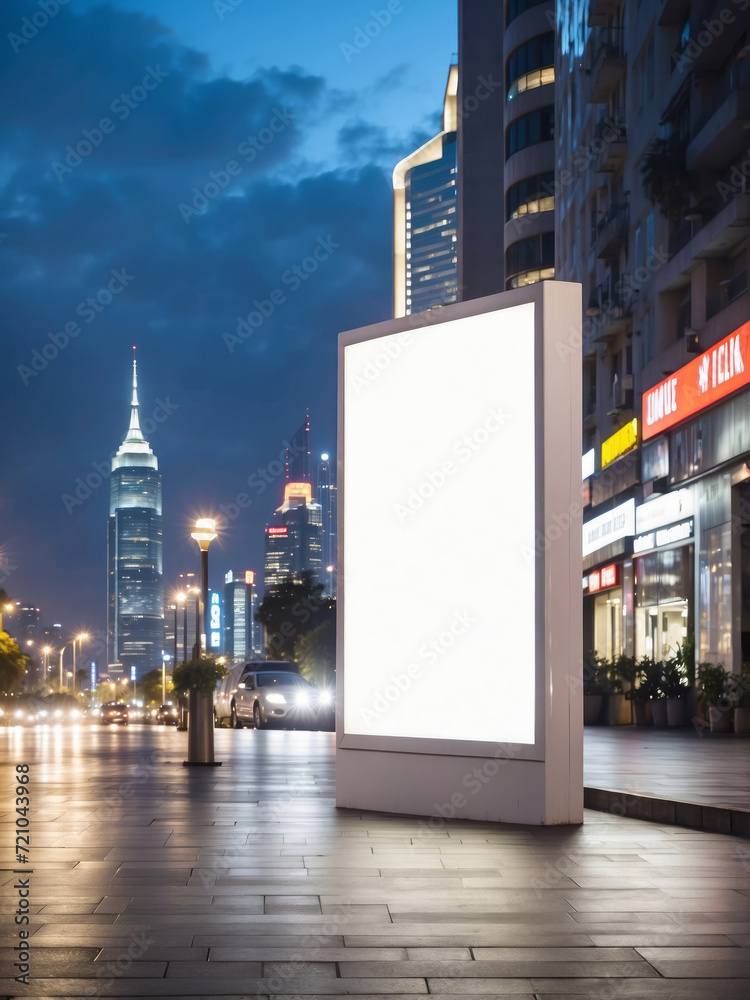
1, 725, 750, 998
584, 727, 750, 812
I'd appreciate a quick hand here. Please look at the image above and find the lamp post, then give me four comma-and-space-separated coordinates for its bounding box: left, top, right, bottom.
186, 518, 220, 766
0, 601, 14, 633
59, 642, 74, 692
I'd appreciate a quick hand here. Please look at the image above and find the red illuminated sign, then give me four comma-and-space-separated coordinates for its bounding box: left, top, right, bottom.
643, 321, 750, 440
266, 526, 288, 536
587, 563, 619, 594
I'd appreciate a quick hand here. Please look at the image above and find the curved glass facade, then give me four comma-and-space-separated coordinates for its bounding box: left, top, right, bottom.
507, 171, 555, 221
506, 106, 555, 160
507, 0, 548, 27
506, 231, 555, 288
507, 32, 555, 100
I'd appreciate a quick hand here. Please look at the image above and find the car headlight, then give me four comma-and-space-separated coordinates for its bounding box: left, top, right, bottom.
295, 691, 310, 707
317, 690, 332, 706
266, 693, 286, 705
54, 710, 62, 718
38, 710, 48, 718
15, 711, 25, 719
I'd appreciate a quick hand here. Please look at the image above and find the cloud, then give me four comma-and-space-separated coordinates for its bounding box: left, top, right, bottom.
0, 0, 397, 633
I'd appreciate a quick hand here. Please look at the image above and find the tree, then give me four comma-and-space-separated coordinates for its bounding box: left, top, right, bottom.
255, 572, 335, 662
295, 620, 335, 689
0, 631, 27, 694
140, 668, 173, 706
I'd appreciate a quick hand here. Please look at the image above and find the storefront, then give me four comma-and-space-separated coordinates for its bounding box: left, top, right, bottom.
583, 499, 636, 660
633, 489, 695, 661
642, 321, 750, 671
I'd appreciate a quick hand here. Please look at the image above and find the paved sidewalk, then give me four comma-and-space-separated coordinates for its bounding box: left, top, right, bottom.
584, 727, 750, 811
2, 725, 750, 997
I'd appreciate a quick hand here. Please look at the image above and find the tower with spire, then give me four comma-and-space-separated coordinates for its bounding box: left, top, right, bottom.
106, 351, 164, 678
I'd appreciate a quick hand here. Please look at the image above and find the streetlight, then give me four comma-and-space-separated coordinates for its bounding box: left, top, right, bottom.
59, 641, 75, 692
190, 519, 217, 657
0, 601, 14, 633
187, 517, 219, 766
67, 670, 74, 696
73, 634, 88, 694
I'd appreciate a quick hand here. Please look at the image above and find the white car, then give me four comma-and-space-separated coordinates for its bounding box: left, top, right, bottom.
215, 661, 319, 730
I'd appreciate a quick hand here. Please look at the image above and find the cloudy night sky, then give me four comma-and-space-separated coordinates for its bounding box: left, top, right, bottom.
1, 0, 457, 654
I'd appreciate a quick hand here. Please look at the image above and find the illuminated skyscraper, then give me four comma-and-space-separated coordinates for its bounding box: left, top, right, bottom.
106, 356, 164, 677
224, 571, 261, 662
263, 482, 323, 595
393, 65, 458, 317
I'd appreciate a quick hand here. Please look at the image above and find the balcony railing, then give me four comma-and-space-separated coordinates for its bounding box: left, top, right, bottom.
706, 270, 748, 320
692, 59, 750, 139
596, 204, 629, 259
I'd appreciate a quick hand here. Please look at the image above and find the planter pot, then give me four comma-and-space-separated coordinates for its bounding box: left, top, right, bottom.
632, 701, 653, 726
607, 692, 632, 726
709, 704, 733, 734
667, 697, 686, 727
186, 688, 217, 764
651, 697, 669, 728
583, 694, 604, 726
734, 706, 750, 734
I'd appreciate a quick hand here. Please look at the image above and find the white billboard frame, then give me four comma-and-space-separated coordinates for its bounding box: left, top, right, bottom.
336, 282, 583, 825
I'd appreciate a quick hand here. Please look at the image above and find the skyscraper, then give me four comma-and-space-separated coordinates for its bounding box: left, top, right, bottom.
393, 65, 458, 317
224, 570, 261, 662
106, 356, 164, 678
263, 482, 323, 594
316, 453, 337, 598
286, 410, 311, 483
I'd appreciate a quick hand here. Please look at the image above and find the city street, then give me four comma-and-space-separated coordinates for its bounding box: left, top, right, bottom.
2, 725, 750, 997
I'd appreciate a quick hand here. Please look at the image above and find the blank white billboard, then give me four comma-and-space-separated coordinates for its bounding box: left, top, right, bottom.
343, 303, 537, 746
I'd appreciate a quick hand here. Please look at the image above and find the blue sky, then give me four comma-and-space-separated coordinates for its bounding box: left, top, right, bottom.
0, 0, 457, 652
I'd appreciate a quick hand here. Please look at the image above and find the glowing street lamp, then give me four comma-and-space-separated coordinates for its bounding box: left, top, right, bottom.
190, 519, 217, 657
187, 517, 219, 766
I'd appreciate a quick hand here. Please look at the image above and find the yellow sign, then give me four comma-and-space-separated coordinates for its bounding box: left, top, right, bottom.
602, 418, 639, 469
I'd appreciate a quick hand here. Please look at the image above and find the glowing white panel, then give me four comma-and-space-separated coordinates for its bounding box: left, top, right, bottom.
343, 304, 536, 746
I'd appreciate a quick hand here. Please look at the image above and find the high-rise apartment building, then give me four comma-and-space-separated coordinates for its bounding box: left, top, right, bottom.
556, 0, 750, 670
263, 482, 323, 594
396, 2, 556, 314
316, 453, 337, 598
106, 357, 164, 677
393, 65, 458, 317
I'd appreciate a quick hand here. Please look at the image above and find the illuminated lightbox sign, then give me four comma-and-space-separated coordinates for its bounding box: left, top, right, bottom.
643, 320, 750, 440
582, 448, 595, 480
210, 592, 221, 649
343, 303, 538, 747
582, 498, 635, 557
587, 563, 619, 594
636, 488, 694, 534
266, 526, 288, 536
90, 662, 97, 689
634, 518, 694, 554
602, 418, 638, 469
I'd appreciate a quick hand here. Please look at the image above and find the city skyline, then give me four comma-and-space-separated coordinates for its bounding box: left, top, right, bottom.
0, 0, 455, 643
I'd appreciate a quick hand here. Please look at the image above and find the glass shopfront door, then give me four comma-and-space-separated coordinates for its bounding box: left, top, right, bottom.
635, 546, 693, 661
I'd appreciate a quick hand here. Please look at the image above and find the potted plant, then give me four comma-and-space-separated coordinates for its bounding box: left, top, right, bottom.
611, 653, 637, 725
583, 651, 606, 725
697, 662, 731, 733
626, 656, 660, 726
661, 654, 689, 727
171, 657, 227, 765
729, 664, 750, 735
